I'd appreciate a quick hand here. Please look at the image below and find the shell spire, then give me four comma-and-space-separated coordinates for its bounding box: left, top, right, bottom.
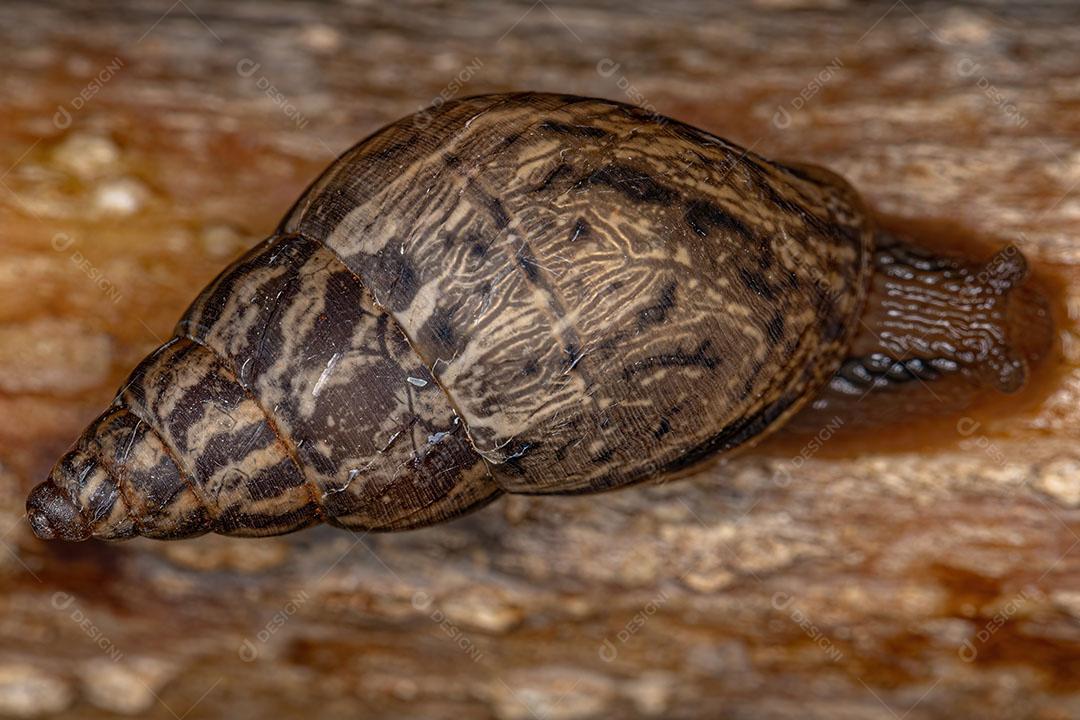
27, 405, 209, 540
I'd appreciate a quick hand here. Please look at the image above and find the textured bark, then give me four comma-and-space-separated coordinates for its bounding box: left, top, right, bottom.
0, 1, 1079, 718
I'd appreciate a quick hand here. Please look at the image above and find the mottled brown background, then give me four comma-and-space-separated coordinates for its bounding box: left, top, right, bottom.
1, 1, 1079, 718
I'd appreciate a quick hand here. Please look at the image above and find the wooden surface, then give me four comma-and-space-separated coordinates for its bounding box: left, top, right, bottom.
1, 1, 1079, 718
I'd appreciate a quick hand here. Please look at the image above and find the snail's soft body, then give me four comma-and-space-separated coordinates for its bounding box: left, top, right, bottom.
27, 93, 1051, 541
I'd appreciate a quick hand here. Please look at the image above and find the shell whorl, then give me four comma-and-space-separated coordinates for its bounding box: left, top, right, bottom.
27, 92, 872, 540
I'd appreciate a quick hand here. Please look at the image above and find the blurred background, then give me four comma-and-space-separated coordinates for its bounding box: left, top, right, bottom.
1, 0, 1079, 718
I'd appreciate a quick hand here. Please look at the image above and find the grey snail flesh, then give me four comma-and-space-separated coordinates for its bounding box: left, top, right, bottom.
25, 92, 1050, 541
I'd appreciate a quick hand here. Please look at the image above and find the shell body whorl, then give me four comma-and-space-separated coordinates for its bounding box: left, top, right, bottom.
28, 92, 873, 540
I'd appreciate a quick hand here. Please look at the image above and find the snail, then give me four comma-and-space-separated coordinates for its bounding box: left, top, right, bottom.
26, 92, 1052, 542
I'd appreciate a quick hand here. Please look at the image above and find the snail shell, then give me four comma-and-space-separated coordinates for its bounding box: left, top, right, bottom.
26, 92, 1048, 541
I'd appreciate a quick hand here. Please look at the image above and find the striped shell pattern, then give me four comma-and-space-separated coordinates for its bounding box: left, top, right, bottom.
28, 92, 872, 540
